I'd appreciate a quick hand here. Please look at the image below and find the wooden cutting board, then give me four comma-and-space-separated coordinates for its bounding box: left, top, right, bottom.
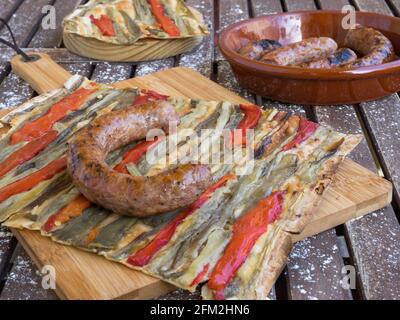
6, 53, 392, 300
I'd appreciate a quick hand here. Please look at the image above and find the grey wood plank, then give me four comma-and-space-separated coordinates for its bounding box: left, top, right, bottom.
0, 245, 58, 300
0, 0, 53, 47
217, 60, 255, 103
352, 0, 392, 13
318, 0, 350, 10
135, 59, 174, 77
315, 0, 400, 300
287, 230, 351, 300
178, 0, 214, 76
0, 71, 34, 110
251, 0, 283, 15
91, 62, 133, 83
217, 0, 249, 61
0, 0, 22, 23
0, 48, 88, 63
0, 228, 14, 284
0, 0, 73, 110
28, 0, 82, 48
284, 0, 317, 11
387, 0, 400, 15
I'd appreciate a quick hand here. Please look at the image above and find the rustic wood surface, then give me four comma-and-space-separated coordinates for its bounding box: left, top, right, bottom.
0, 0, 399, 300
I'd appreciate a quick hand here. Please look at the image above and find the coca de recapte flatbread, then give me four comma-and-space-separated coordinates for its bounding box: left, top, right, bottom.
63, 0, 209, 45
0, 75, 361, 299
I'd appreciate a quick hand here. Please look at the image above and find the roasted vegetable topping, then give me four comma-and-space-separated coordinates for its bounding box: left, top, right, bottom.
43, 194, 92, 233
114, 137, 164, 174
207, 191, 286, 300
232, 104, 262, 146
90, 14, 116, 37
127, 174, 236, 267
132, 89, 169, 106
0, 156, 67, 203
190, 263, 210, 287
148, 0, 181, 36
11, 88, 96, 144
282, 117, 319, 151
0, 130, 58, 178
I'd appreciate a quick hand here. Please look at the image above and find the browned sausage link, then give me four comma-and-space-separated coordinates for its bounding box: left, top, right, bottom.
260, 37, 338, 66
344, 26, 394, 67
67, 101, 212, 217
297, 48, 357, 69
238, 39, 282, 60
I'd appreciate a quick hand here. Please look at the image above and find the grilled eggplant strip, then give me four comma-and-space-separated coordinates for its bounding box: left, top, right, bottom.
89, 216, 138, 250
0, 172, 65, 223
51, 207, 110, 247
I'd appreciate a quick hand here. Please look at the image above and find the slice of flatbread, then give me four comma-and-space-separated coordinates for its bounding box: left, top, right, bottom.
0, 77, 361, 300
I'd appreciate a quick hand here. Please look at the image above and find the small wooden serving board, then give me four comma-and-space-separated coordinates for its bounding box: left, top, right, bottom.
6, 53, 392, 300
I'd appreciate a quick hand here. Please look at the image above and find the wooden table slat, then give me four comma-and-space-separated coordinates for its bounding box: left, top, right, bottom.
91, 62, 133, 83
352, 0, 392, 13
0, 0, 54, 47
315, 0, 400, 300
135, 59, 174, 77
283, 0, 317, 11
216, 0, 249, 61
251, 0, 283, 15
286, 230, 352, 300
0, 245, 58, 300
28, 0, 82, 48
178, 0, 214, 77
0, 0, 22, 23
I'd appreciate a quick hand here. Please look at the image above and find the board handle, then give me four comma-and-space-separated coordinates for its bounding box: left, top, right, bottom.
11, 53, 72, 94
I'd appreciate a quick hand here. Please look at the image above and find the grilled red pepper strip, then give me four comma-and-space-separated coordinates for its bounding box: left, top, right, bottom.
0, 130, 58, 178
127, 174, 236, 267
190, 263, 210, 287
148, 0, 181, 36
0, 156, 67, 203
282, 117, 319, 151
132, 90, 169, 106
114, 137, 163, 174
90, 14, 116, 37
207, 191, 286, 300
232, 104, 262, 146
11, 88, 96, 144
43, 194, 92, 233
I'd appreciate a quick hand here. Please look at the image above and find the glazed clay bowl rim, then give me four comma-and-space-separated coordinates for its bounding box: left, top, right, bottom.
219, 10, 400, 81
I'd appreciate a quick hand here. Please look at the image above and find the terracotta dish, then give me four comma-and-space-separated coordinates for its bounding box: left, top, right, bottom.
219, 10, 400, 105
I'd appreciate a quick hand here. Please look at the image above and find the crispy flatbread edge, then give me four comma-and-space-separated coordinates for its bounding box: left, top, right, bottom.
282, 134, 363, 234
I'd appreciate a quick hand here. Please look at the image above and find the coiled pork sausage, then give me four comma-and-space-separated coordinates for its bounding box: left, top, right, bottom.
344, 26, 394, 67
238, 39, 282, 60
260, 37, 338, 66
67, 101, 212, 217
297, 48, 357, 68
